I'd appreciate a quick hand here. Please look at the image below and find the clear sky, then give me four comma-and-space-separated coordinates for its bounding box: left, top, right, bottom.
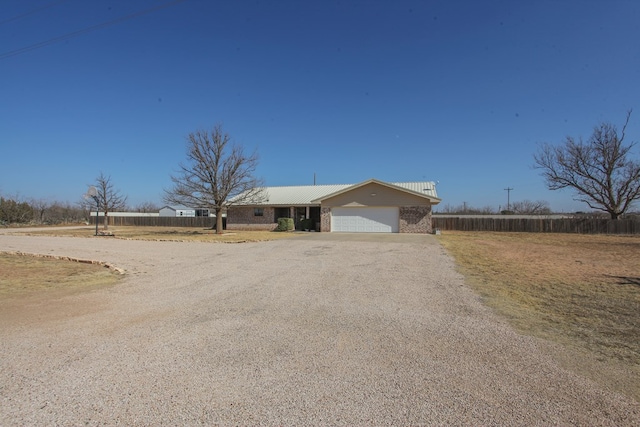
1, 0, 639, 212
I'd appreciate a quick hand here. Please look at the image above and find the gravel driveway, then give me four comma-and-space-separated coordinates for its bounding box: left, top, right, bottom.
1, 231, 638, 425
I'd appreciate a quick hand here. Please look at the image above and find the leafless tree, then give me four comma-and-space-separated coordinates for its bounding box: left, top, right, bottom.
510, 200, 551, 215
436, 204, 453, 214
134, 201, 160, 213
92, 172, 128, 229
164, 124, 264, 233
436, 203, 497, 215
477, 205, 498, 215
49, 201, 86, 224
534, 110, 640, 219
30, 198, 49, 223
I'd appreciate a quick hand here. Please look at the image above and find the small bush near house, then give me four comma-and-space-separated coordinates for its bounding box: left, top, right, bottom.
276, 217, 294, 231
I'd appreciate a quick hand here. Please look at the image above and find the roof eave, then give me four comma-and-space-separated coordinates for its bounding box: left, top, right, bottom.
233, 203, 322, 207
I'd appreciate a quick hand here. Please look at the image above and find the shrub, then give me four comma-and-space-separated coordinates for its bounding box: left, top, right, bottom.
300, 218, 314, 231
0, 197, 34, 224
276, 217, 294, 231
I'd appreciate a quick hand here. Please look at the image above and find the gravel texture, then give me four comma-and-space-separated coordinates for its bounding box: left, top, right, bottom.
1, 230, 639, 426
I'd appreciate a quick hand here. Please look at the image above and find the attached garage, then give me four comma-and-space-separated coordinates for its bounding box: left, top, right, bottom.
331, 207, 399, 233
312, 180, 441, 234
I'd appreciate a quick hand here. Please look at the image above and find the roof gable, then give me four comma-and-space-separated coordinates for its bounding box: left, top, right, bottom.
311, 179, 440, 204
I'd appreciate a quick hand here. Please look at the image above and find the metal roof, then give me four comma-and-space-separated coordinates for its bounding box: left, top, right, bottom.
252, 184, 352, 206
392, 181, 438, 196
234, 180, 439, 206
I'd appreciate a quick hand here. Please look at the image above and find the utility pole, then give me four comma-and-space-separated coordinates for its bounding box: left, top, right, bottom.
504, 187, 513, 211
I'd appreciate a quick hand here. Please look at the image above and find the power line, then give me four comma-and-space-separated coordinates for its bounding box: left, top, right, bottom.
0, 0, 187, 60
0, 0, 72, 26
504, 187, 513, 211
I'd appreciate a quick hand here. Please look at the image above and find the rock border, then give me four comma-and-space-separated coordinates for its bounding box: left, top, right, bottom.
0, 251, 126, 274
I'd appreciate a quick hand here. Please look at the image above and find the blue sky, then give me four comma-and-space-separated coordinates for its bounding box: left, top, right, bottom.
1, 0, 639, 212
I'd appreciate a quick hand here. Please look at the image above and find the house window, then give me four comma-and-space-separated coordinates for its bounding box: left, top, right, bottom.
254, 208, 264, 217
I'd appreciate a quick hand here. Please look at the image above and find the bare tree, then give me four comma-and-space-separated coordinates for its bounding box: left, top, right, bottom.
437, 204, 455, 214
164, 124, 264, 233
30, 198, 49, 223
480, 205, 498, 215
49, 201, 86, 224
438, 203, 497, 215
510, 200, 551, 215
534, 111, 640, 219
92, 172, 127, 229
134, 201, 159, 213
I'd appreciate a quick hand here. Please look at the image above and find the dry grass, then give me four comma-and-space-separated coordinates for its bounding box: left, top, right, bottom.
0, 253, 122, 297
438, 231, 640, 400
22, 226, 301, 243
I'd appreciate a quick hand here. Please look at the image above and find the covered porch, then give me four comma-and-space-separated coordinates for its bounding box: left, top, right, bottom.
274, 206, 321, 231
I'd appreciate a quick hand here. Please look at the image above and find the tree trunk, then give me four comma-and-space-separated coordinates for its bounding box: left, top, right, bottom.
215, 207, 223, 234
610, 212, 620, 220
103, 212, 109, 230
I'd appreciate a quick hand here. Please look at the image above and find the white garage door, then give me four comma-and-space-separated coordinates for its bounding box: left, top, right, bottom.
331, 207, 399, 233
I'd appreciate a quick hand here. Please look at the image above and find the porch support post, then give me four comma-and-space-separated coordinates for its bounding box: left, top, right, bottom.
306, 206, 309, 219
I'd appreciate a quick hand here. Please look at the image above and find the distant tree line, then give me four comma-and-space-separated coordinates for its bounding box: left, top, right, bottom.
435, 201, 640, 218
436, 200, 552, 215
0, 196, 85, 225
0, 193, 160, 226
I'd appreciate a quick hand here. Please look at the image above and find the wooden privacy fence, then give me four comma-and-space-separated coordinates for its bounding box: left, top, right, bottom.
89, 216, 223, 228
432, 216, 640, 234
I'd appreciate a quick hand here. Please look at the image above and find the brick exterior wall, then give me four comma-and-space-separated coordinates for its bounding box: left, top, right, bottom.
399, 205, 432, 234
226, 206, 278, 231
320, 207, 331, 232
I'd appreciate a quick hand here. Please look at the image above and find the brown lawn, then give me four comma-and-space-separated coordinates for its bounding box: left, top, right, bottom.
0, 253, 121, 297
438, 231, 640, 401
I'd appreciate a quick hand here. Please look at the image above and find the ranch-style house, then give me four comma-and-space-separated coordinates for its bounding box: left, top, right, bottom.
227, 178, 441, 234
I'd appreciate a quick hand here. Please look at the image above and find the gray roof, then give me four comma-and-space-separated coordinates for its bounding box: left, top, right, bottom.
234, 179, 439, 206
160, 205, 203, 210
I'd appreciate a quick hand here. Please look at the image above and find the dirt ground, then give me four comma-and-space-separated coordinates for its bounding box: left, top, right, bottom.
1, 229, 639, 425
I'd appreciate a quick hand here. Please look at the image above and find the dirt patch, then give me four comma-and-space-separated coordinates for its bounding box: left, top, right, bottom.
438, 231, 640, 401
0, 252, 122, 297
0, 252, 122, 328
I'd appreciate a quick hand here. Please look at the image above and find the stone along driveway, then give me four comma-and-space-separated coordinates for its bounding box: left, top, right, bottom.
0, 232, 638, 425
